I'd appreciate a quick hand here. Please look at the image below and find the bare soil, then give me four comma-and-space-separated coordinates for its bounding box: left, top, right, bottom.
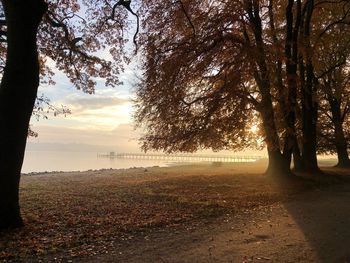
1, 161, 350, 262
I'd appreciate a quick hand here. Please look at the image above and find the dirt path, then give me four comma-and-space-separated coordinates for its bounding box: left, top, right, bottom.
82, 183, 350, 263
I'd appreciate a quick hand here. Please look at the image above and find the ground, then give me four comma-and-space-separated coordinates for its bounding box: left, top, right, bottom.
1, 161, 350, 262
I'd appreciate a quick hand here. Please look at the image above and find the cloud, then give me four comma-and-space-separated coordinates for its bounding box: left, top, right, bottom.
28, 124, 142, 152
33, 51, 142, 148
67, 96, 130, 112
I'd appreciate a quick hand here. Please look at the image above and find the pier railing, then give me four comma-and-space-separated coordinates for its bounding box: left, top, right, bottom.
97, 152, 263, 163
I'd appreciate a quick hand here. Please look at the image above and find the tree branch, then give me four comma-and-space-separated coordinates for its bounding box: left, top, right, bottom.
116, 0, 139, 52
177, 0, 196, 37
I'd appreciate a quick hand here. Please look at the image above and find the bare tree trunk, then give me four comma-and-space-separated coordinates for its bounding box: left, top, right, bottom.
0, 0, 47, 229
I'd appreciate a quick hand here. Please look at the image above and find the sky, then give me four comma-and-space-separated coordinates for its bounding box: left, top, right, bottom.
28, 56, 143, 153
28, 60, 264, 156
26, 2, 148, 153
26, 3, 262, 156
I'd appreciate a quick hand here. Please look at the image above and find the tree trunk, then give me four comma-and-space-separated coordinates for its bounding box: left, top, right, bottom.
334, 132, 350, 168
281, 0, 300, 170
329, 99, 350, 168
0, 0, 47, 229
246, 0, 292, 176
260, 106, 291, 176
292, 144, 303, 171
298, 0, 319, 174
266, 149, 291, 176
280, 0, 306, 173
301, 117, 319, 173
299, 61, 319, 173
299, 67, 319, 172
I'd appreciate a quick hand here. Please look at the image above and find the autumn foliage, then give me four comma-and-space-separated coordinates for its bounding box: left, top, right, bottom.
135, 0, 350, 173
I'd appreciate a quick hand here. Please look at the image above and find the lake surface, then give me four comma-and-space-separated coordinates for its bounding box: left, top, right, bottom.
22, 151, 174, 173
22, 150, 337, 173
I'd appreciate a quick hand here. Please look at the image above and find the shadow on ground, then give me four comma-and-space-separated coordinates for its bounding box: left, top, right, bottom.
282, 170, 350, 262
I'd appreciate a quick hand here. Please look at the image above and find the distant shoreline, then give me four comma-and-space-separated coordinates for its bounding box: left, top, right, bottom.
21, 156, 338, 176
21, 161, 204, 176
21, 160, 265, 176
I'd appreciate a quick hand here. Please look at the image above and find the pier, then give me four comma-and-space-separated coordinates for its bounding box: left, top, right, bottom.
97, 152, 263, 163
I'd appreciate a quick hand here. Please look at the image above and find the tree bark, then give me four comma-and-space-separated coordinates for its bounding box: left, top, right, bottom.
266, 149, 291, 176
260, 107, 292, 176
292, 145, 303, 171
246, 0, 291, 176
300, 62, 319, 173
298, 0, 320, 173
282, 0, 302, 171
0, 0, 47, 229
329, 98, 350, 167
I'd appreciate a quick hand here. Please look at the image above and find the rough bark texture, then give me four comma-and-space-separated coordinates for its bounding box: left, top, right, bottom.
0, 0, 47, 229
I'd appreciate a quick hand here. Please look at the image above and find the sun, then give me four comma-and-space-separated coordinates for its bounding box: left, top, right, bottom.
250, 124, 258, 133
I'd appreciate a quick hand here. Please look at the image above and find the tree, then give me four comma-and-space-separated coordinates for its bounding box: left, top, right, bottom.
317, 57, 350, 167
136, 0, 291, 175
315, 0, 350, 167
135, 0, 350, 175
309, 0, 350, 168
0, 0, 137, 229
135, 1, 255, 153
0, 0, 48, 229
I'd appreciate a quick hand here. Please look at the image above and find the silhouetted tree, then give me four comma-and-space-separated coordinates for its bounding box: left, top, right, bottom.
0, 0, 137, 229
317, 60, 350, 167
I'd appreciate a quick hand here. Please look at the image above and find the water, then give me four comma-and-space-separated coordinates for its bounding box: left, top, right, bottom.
22, 150, 173, 173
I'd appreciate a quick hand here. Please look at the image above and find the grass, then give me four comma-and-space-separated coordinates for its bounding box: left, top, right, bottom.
0, 162, 343, 262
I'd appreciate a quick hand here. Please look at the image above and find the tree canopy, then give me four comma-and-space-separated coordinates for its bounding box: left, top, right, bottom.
135, 0, 350, 172
0, 0, 139, 92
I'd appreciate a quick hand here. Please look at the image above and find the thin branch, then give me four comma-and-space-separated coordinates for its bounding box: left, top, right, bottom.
316, 4, 350, 42
116, 0, 139, 52
46, 11, 96, 62
316, 58, 346, 79
177, 0, 196, 36
314, 0, 349, 7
